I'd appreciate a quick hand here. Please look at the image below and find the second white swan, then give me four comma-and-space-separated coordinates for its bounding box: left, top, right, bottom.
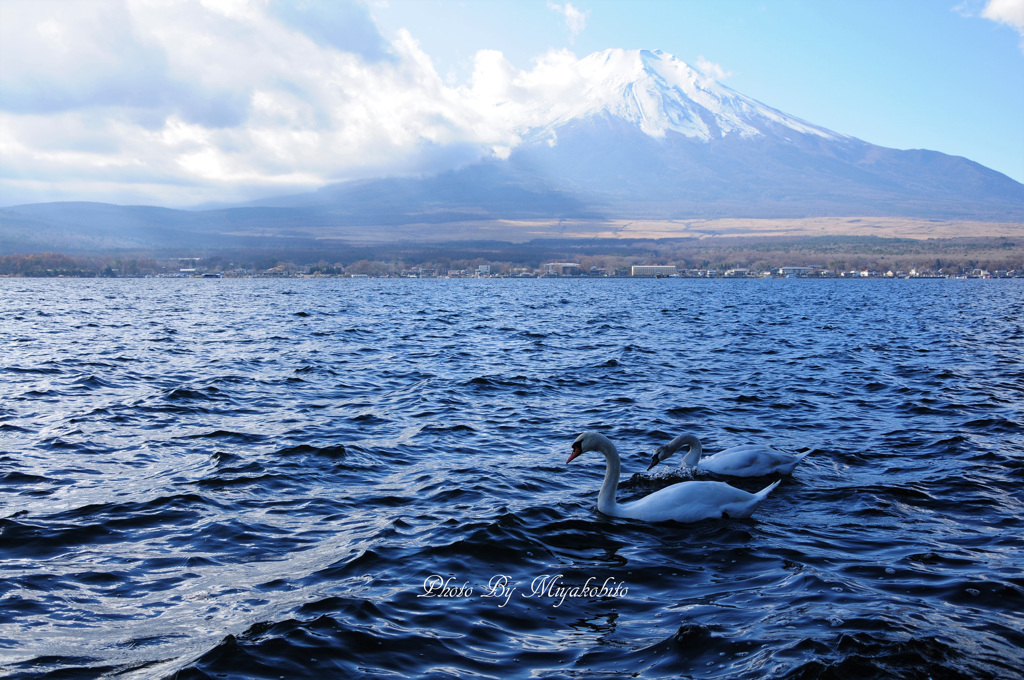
568, 431, 780, 523
646, 433, 810, 477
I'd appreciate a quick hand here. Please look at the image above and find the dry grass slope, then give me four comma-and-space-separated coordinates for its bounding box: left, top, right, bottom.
532, 217, 1024, 241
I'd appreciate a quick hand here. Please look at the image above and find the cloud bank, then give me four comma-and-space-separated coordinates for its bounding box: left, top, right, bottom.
0, 0, 591, 206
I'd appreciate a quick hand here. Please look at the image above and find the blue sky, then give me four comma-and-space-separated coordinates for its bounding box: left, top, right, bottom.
1, 0, 1021, 207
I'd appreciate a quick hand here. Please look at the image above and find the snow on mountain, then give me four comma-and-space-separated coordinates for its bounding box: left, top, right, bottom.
527, 49, 846, 145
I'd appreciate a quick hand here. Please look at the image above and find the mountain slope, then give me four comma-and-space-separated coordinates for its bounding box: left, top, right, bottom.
503, 113, 1024, 220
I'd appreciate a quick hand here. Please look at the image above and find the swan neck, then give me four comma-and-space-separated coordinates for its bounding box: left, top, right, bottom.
678, 434, 702, 467
594, 439, 621, 515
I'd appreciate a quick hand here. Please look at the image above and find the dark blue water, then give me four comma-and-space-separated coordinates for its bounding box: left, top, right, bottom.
1, 278, 1022, 679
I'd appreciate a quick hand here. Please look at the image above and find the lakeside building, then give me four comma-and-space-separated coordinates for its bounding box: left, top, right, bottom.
778, 266, 813, 277
631, 265, 677, 277
543, 262, 581, 276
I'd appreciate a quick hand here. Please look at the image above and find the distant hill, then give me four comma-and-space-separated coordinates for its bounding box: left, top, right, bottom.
2, 49, 1022, 255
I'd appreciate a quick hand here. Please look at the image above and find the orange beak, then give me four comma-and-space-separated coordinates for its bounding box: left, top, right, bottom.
567, 441, 583, 464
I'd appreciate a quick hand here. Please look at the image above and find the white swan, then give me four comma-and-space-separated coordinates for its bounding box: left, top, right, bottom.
567, 431, 781, 523
647, 433, 809, 477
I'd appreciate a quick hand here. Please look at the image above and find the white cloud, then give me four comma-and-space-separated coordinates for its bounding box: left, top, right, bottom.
958, 0, 1024, 52
982, 0, 1024, 51
0, 0, 511, 206
548, 2, 588, 42
695, 56, 732, 82
982, 0, 1024, 28
461, 48, 587, 142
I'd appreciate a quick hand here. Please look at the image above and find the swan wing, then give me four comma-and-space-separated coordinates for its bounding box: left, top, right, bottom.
615, 480, 778, 523
703, 445, 805, 476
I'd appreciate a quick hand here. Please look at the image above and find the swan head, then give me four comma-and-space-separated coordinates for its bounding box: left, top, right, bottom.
567, 431, 610, 464
646, 446, 668, 471
646, 433, 702, 470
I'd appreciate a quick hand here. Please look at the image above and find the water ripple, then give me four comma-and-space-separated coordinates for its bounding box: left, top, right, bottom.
0, 278, 1022, 679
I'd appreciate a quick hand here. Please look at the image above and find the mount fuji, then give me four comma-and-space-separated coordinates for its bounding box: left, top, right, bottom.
248, 48, 1023, 223
3, 49, 1023, 253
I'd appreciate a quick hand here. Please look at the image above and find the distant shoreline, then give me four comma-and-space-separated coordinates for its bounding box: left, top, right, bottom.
2, 232, 1021, 279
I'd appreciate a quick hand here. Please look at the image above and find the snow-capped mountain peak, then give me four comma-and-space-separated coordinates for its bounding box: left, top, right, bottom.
537, 48, 844, 143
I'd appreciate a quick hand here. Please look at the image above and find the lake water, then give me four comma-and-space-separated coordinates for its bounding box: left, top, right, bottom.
1, 277, 1022, 679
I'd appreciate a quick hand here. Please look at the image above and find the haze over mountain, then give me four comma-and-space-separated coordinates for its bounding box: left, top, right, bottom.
2, 49, 1022, 254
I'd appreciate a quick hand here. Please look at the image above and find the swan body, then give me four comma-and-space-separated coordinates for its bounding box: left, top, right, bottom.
568, 431, 780, 523
648, 433, 809, 477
